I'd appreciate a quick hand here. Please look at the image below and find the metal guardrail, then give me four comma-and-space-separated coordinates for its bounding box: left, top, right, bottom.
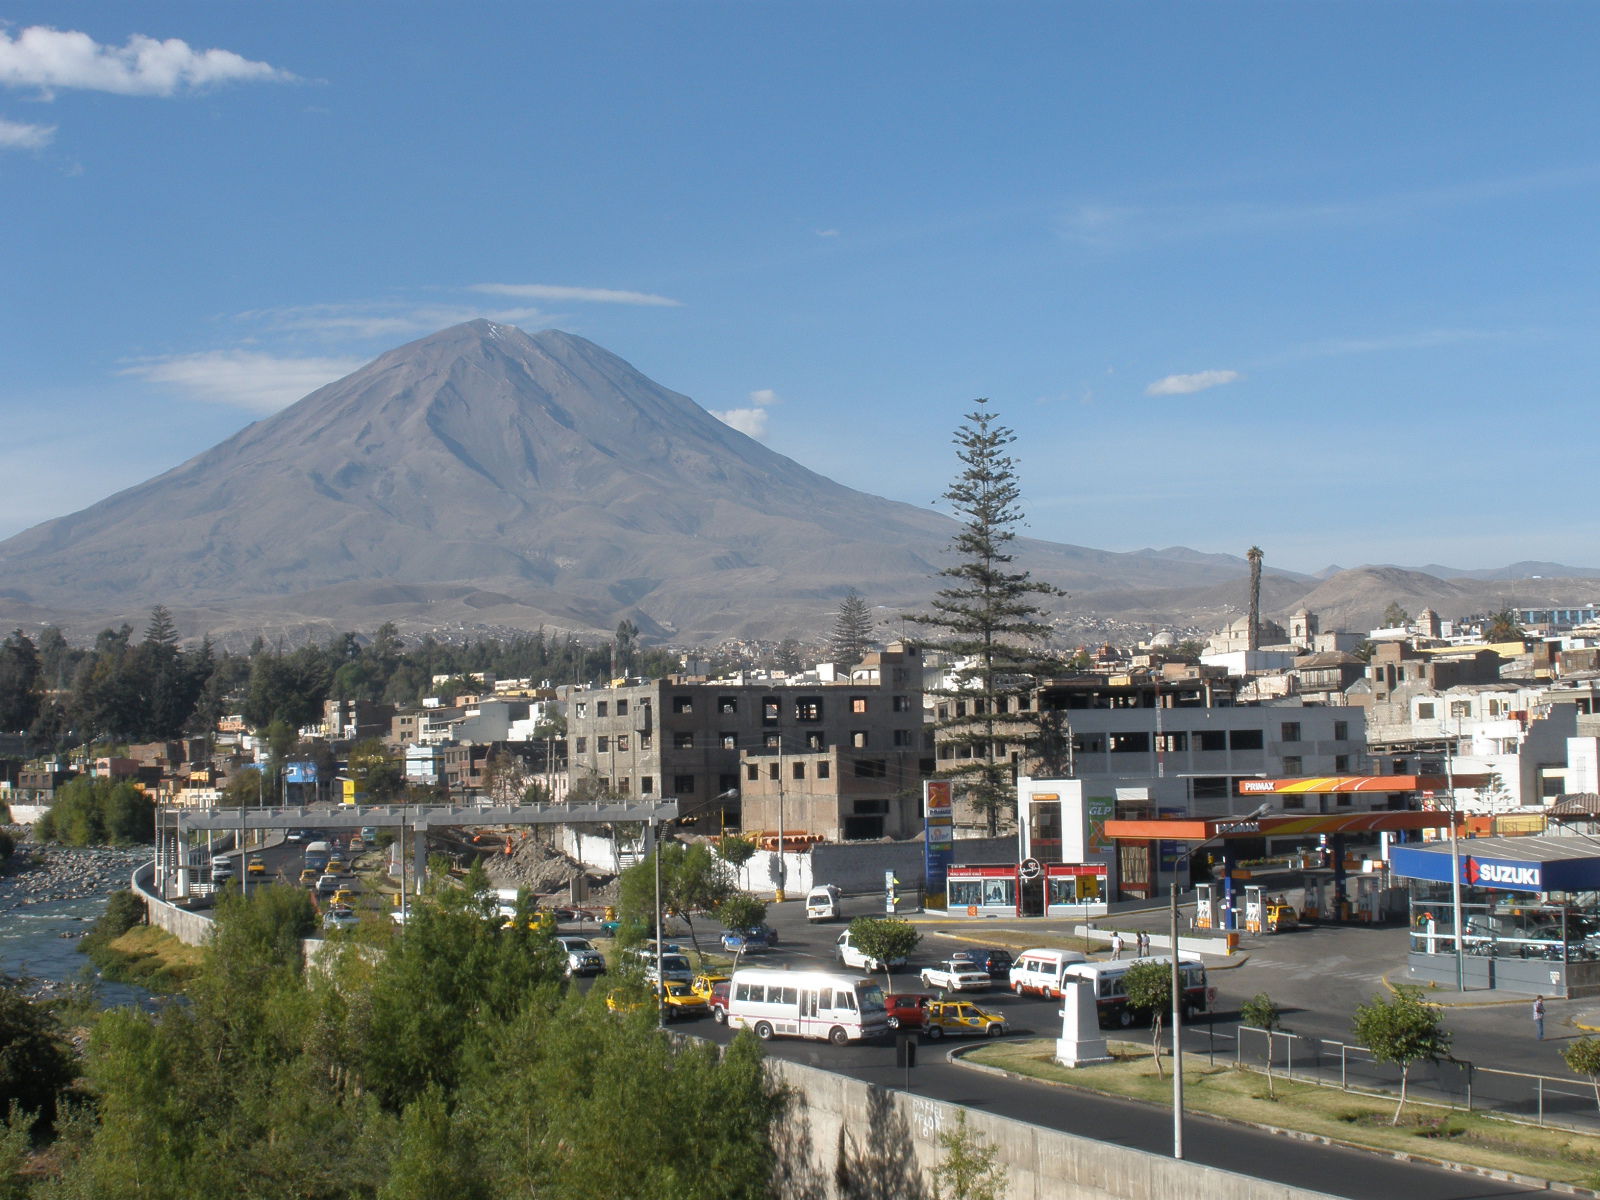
1214, 1024, 1600, 1133
162, 800, 680, 831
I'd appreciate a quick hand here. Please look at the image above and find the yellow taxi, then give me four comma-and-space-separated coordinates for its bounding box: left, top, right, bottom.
657, 981, 710, 1020
331, 888, 357, 907
246, 856, 266, 876
690, 973, 730, 1003
298, 868, 318, 886
922, 1000, 1007, 1040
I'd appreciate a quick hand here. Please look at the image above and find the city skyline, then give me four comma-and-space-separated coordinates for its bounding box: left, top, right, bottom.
4, 4, 1598, 574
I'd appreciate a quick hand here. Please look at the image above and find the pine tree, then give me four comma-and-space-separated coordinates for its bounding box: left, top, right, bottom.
829, 589, 875, 668
910, 399, 1060, 836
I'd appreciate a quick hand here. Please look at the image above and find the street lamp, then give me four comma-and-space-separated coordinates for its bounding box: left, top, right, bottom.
1169, 802, 1270, 1159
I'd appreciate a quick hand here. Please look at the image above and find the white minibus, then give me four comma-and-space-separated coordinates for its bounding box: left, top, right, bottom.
1062, 957, 1210, 1027
1007, 948, 1089, 998
726, 968, 890, 1045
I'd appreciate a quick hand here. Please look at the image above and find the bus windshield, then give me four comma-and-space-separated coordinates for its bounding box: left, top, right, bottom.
857, 983, 886, 1013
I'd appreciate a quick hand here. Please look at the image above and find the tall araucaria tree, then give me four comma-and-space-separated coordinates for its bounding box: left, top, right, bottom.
909, 399, 1061, 836
829, 589, 876, 669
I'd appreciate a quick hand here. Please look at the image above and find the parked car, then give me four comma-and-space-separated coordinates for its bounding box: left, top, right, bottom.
806, 884, 843, 922
884, 993, 934, 1030
950, 947, 1016, 978
708, 980, 731, 1023
298, 868, 318, 886
657, 981, 711, 1020
554, 935, 606, 977
246, 856, 267, 877
836, 928, 907, 972
331, 887, 357, 907
691, 972, 731, 1003
316, 874, 341, 895
721, 924, 779, 953
922, 999, 1007, 1039
920, 958, 993, 992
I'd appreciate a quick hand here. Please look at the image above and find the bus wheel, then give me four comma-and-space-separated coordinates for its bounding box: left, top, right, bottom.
829, 1025, 849, 1046
1117, 1009, 1135, 1028
755, 1022, 774, 1040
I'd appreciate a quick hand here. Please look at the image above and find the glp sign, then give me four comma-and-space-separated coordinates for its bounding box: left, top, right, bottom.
1465, 856, 1543, 891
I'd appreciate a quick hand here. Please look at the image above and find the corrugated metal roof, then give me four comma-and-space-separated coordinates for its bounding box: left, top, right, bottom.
1403, 834, 1600, 864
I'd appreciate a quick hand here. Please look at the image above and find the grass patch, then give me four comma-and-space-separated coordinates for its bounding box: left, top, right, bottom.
84, 925, 205, 991
966, 1038, 1600, 1186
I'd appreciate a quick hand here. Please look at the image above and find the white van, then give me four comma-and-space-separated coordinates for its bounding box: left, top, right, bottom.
726, 967, 889, 1044
806, 884, 842, 923
1006, 948, 1090, 998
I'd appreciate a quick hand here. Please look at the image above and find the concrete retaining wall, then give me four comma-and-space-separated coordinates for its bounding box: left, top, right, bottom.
132, 861, 215, 947
6, 804, 51, 826
767, 1055, 1336, 1200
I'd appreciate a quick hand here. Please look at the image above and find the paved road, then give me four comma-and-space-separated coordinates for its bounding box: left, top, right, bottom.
699, 900, 1547, 1199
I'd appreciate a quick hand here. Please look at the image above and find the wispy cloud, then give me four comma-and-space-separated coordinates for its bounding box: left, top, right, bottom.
815, 228, 840, 238
0, 116, 52, 148
1145, 369, 1241, 397
712, 388, 781, 438
469, 282, 682, 307
237, 301, 548, 341
119, 350, 363, 413
1275, 327, 1533, 362
0, 25, 296, 97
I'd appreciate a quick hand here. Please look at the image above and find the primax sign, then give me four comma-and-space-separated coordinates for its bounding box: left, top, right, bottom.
1466, 856, 1543, 891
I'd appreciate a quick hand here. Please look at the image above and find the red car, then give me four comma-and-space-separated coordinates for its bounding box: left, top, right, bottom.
884, 992, 934, 1030
709, 981, 731, 1023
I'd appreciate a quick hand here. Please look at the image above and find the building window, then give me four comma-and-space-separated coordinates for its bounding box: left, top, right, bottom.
852, 731, 869, 749
575, 703, 588, 719
893, 729, 914, 747
1281, 722, 1301, 742
1229, 730, 1263, 750
616, 777, 629, 793
575, 737, 587, 753
1335, 793, 1352, 807
818, 762, 830, 779
806, 731, 824, 750
792, 762, 806, 780
746, 764, 759, 782
1192, 776, 1229, 800
640, 731, 652, 749
1450, 700, 1471, 719
600, 735, 614, 752
762, 697, 780, 724
1109, 732, 1150, 753
673, 775, 695, 793
851, 697, 868, 714
768, 762, 780, 780
616, 699, 628, 717
1335, 755, 1349, 772
721, 732, 737, 751
1417, 703, 1435, 719
893, 695, 912, 712
672, 696, 694, 714
719, 774, 739, 794
1282, 756, 1302, 776
640, 775, 654, 793
795, 697, 823, 721
854, 759, 887, 779
1197, 731, 1226, 752
765, 733, 781, 749
597, 701, 608, 717
1282, 794, 1305, 810
719, 696, 738, 714
674, 732, 694, 749
617, 734, 629, 752
1015, 693, 1032, 712
1333, 720, 1348, 740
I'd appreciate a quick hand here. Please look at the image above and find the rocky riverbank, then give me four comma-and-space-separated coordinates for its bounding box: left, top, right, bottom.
0, 827, 149, 919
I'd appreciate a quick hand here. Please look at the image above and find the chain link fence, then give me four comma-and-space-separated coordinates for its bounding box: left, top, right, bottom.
1185, 1022, 1600, 1133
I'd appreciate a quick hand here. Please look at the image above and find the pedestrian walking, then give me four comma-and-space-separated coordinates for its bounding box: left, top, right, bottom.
1136, 930, 1150, 957
1110, 931, 1124, 960
1533, 995, 1546, 1040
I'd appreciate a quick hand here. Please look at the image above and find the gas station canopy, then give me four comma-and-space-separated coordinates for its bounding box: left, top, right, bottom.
1103, 810, 1455, 843
1236, 773, 1489, 795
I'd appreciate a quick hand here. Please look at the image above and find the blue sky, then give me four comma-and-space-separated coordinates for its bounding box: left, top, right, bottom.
3, 3, 1598, 574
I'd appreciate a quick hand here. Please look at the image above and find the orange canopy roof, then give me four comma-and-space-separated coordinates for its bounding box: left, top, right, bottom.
1103, 811, 1453, 842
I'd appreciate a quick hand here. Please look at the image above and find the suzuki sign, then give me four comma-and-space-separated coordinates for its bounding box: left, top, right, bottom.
1466, 856, 1543, 892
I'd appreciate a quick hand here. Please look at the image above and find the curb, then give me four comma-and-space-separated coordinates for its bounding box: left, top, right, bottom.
1381, 971, 1538, 1008
946, 1044, 1600, 1198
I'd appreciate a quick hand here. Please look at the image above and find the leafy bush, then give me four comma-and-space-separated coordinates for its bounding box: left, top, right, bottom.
34, 777, 154, 846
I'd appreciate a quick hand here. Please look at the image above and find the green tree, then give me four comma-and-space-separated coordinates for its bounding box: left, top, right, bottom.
1484, 608, 1525, 643
379, 1087, 489, 1200
1352, 985, 1451, 1124
1240, 992, 1282, 1098
932, 1110, 1008, 1200
829, 588, 876, 669
0, 630, 41, 735
908, 399, 1060, 836
718, 893, 768, 943
0, 977, 75, 1131
845, 916, 920, 987
1381, 602, 1410, 628
242, 652, 329, 731
1120, 959, 1172, 1077
1563, 1036, 1600, 1114
1246, 546, 1263, 651
618, 841, 734, 958
35, 777, 154, 846
715, 833, 758, 873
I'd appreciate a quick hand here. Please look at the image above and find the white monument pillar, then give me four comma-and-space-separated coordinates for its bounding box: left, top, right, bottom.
1055, 977, 1112, 1067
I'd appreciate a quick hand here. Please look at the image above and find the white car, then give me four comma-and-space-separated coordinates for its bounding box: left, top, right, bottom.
323, 905, 360, 931
554, 935, 606, 977
920, 958, 993, 992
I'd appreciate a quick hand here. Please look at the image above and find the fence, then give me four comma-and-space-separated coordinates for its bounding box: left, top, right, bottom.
1200, 1022, 1600, 1133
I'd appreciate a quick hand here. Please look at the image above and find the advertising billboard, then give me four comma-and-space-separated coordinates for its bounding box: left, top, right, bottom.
924, 780, 954, 895
285, 762, 318, 785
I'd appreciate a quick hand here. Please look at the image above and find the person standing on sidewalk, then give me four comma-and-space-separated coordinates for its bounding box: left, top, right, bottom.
1533, 995, 1546, 1040
1110, 931, 1124, 960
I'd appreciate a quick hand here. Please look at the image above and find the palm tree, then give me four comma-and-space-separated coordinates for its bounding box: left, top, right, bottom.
1247, 546, 1264, 651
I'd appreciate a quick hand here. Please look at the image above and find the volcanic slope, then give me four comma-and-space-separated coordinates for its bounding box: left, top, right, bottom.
0, 321, 1250, 641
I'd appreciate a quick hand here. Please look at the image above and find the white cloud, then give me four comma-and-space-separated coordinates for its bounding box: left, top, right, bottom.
0, 116, 53, 148
816, 228, 840, 238
0, 25, 295, 97
469, 282, 682, 307
238, 301, 547, 340
712, 388, 781, 438
1145, 369, 1242, 397
119, 350, 363, 413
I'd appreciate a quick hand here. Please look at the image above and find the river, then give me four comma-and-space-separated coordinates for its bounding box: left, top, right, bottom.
0, 835, 161, 1008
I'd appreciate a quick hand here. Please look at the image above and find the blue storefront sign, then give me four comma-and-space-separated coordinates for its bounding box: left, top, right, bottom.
1389, 844, 1600, 893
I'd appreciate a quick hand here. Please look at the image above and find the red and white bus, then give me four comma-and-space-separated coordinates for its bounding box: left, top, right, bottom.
725, 968, 891, 1045
1062, 957, 1211, 1027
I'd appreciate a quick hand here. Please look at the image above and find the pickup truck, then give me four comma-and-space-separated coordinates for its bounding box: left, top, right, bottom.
919, 958, 993, 992
835, 928, 907, 973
